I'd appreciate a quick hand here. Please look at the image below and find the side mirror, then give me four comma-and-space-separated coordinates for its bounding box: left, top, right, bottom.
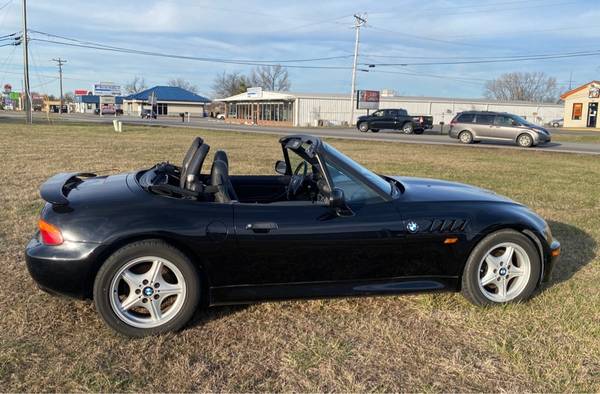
275, 160, 287, 175
329, 188, 353, 216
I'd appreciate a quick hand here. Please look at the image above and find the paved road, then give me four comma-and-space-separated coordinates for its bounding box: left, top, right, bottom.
3, 112, 600, 155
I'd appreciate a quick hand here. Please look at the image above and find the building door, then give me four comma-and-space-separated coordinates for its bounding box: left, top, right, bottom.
587, 103, 598, 127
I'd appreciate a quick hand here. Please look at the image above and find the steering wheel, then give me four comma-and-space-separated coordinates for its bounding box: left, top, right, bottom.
287, 161, 308, 200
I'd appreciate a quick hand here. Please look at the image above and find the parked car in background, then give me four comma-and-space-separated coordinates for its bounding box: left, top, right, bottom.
216, 113, 225, 120
356, 109, 433, 134
549, 118, 564, 128
141, 109, 157, 119
449, 111, 551, 148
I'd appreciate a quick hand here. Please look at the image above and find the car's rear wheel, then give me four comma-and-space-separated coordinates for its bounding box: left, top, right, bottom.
358, 122, 369, 132
461, 230, 540, 306
517, 133, 534, 147
413, 128, 424, 135
402, 122, 414, 134
458, 130, 473, 144
94, 240, 201, 337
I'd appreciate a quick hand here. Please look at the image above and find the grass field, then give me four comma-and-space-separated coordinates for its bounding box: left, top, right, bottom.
0, 122, 598, 392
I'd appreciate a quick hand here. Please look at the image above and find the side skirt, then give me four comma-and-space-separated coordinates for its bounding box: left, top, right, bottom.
209, 276, 459, 306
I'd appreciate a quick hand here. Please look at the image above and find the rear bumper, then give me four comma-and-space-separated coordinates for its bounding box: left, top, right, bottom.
543, 239, 561, 282
25, 235, 101, 298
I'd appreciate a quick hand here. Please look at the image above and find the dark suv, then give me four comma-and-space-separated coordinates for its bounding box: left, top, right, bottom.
449, 111, 551, 147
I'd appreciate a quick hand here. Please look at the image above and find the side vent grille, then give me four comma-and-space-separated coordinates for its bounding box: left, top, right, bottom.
429, 219, 467, 233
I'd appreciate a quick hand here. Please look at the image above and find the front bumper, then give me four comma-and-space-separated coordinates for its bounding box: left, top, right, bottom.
535, 133, 552, 144
543, 239, 561, 282
25, 235, 102, 298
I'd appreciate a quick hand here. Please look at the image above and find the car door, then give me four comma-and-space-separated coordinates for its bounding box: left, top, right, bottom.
491, 114, 519, 140
369, 110, 387, 129
223, 167, 407, 288
473, 113, 497, 138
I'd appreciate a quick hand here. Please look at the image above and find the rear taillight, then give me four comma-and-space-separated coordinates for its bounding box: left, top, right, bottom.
38, 219, 63, 245
419, 116, 424, 123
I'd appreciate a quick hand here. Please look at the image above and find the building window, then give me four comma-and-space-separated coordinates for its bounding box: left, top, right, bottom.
572, 103, 583, 120
157, 103, 168, 115
228, 104, 236, 117
86, 103, 92, 110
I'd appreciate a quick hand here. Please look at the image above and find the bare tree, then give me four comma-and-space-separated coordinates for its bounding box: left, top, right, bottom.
484, 72, 558, 103
248, 65, 290, 91
211, 71, 249, 98
124, 76, 147, 94
63, 92, 74, 103
168, 78, 198, 93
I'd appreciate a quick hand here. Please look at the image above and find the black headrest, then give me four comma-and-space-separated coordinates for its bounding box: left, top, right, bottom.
213, 150, 229, 167
210, 159, 237, 202
184, 144, 210, 190
180, 137, 203, 188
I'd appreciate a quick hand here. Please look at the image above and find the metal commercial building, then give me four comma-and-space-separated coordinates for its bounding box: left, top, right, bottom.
218, 90, 564, 127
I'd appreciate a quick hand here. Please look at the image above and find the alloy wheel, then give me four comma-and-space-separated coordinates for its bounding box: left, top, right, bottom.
109, 256, 187, 328
477, 242, 531, 302
518, 134, 533, 147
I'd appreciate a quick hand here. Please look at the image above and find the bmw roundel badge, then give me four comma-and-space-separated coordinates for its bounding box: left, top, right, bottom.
407, 221, 419, 233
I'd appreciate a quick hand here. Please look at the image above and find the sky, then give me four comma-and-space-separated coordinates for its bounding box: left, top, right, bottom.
0, 0, 599, 99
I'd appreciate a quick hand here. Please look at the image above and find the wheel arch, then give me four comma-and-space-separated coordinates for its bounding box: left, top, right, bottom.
87, 233, 208, 299
457, 225, 546, 289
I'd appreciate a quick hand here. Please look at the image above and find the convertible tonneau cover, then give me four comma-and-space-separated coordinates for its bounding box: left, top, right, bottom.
40, 172, 96, 205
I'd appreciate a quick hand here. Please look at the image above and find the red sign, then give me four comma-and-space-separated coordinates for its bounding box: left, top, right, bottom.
74, 89, 89, 96
3, 84, 12, 93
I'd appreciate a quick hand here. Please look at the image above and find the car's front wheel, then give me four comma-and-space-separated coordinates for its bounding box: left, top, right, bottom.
517, 133, 534, 147
358, 122, 369, 132
461, 230, 541, 306
93, 239, 201, 337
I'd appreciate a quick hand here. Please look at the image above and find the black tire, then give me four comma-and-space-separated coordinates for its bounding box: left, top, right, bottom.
552, 122, 559, 128
371, 129, 379, 133
358, 122, 369, 132
413, 128, 424, 135
93, 239, 201, 337
461, 230, 541, 306
517, 133, 534, 148
401, 122, 414, 134
458, 130, 473, 144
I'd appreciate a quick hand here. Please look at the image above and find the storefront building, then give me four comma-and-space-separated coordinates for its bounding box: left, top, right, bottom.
561, 81, 600, 128
122, 86, 211, 117
218, 90, 295, 126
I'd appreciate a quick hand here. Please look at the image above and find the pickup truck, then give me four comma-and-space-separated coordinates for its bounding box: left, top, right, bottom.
356, 109, 433, 134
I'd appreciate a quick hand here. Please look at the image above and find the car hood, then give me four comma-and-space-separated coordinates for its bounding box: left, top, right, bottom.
390, 176, 518, 204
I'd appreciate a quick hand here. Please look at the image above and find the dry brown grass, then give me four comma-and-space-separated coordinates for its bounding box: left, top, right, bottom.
0, 122, 598, 392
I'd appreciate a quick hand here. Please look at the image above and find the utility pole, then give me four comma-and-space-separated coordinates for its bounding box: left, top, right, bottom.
52, 58, 67, 113
568, 71, 573, 91
349, 13, 366, 126
21, 0, 32, 124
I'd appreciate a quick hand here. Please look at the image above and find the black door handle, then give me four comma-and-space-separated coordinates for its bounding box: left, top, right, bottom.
246, 222, 278, 233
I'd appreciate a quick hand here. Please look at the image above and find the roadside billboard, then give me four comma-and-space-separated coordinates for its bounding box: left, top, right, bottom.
74, 89, 90, 96
357, 90, 380, 110
93, 83, 121, 96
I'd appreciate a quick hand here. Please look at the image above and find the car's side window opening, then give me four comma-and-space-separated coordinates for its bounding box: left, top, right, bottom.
325, 161, 383, 207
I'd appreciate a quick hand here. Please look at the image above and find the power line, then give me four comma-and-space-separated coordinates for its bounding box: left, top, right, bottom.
362, 49, 600, 67
30, 30, 354, 65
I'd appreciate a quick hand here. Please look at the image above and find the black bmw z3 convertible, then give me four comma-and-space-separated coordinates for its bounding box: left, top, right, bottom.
26, 134, 561, 337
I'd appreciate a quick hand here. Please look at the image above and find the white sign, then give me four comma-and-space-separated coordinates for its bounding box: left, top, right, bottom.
246, 87, 263, 98
93, 83, 121, 96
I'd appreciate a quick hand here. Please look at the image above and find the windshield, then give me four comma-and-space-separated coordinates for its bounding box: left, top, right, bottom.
511, 114, 533, 126
323, 143, 392, 195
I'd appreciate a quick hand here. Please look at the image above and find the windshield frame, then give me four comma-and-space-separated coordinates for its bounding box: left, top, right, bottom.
319, 142, 395, 201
